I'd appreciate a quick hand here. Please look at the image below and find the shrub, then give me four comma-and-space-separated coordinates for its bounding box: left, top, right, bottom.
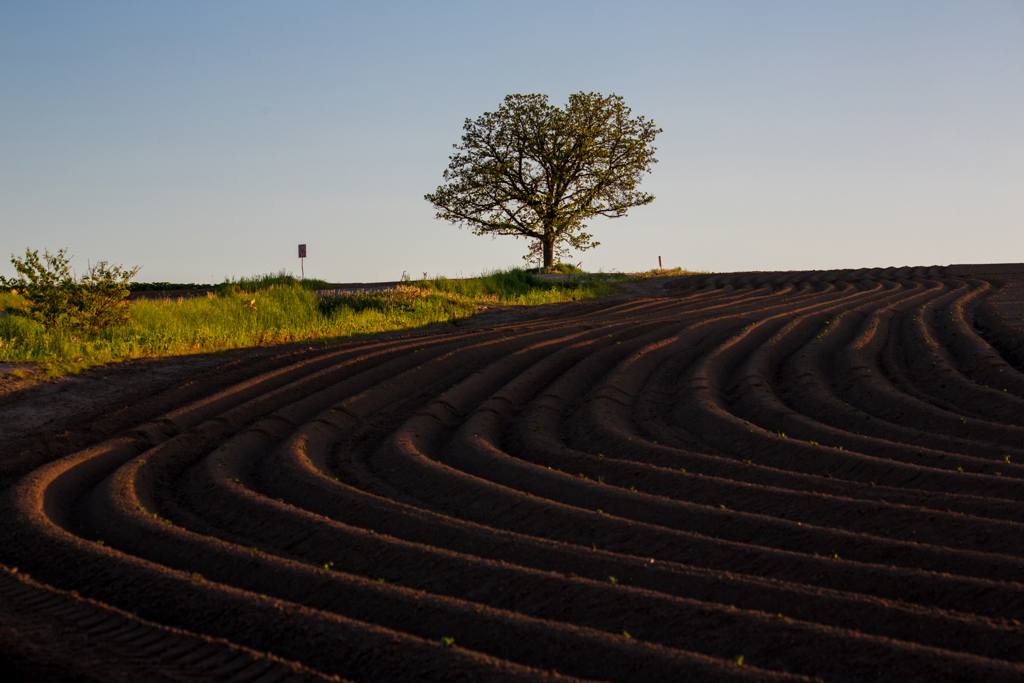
0, 248, 140, 333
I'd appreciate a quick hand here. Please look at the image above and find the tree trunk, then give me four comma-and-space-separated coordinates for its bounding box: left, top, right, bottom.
542, 239, 554, 272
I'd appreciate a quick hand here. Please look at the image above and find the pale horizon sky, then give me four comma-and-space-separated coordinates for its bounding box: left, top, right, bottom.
2, 1, 1022, 283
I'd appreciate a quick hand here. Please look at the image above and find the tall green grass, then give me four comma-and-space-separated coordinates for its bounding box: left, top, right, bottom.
524, 262, 587, 275
0, 269, 612, 376
414, 268, 612, 304
224, 269, 334, 294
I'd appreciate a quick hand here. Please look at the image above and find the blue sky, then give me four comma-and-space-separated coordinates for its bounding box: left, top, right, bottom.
2, 1, 1022, 283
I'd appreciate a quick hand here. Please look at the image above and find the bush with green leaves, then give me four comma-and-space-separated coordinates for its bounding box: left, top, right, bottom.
0, 248, 140, 333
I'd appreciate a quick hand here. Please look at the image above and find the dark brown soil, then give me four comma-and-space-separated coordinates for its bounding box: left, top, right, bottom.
2, 265, 1024, 682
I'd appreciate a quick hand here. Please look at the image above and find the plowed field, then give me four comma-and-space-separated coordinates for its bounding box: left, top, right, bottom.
2, 266, 1024, 682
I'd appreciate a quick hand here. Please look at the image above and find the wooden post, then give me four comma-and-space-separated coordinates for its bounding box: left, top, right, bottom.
658, 255, 662, 270
298, 244, 307, 280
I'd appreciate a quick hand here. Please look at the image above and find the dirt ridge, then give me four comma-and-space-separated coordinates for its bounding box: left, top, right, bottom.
2, 266, 1024, 681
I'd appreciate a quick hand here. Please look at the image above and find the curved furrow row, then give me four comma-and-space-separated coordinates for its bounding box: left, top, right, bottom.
3, 268, 1024, 681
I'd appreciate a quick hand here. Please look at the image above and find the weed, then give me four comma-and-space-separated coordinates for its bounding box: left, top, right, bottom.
608, 576, 617, 584
440, 637, 455, 648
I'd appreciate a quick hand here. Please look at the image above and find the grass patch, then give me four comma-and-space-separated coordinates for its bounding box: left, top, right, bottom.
413, 268, 613, 304
624, 267, 707, 280
0, 291, 28, 314
525, 262, 587, 274
129, 270, 334, 293
222, 269, 334, 294
129, 282, 210, 292
0, 268, 611, 376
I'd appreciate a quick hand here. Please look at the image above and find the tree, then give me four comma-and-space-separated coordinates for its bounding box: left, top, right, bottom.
0, 248, 140, 333
425, 92, 661, 271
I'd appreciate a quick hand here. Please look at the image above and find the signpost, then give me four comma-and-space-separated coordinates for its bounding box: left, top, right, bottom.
298, 244, 306, 280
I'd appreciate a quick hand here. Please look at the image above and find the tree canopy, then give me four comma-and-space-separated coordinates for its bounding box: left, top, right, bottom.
425, 92, 661, 270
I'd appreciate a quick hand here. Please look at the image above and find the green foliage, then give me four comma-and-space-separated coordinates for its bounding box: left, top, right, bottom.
525, 262, 585, 274
218, 269, 333, 294
0, 248, 140, 334
317, 285, 472, 316
624, 267, 707, 280
425, 92, 661, 270
0, 269, 611, 375
129, 282, 208, 292
416, 269, 545, 299
414, 268, 611, 303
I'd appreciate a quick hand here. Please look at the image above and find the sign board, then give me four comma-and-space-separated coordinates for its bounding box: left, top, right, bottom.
298, 244, 307, 258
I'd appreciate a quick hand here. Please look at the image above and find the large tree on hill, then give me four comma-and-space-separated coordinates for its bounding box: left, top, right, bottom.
425, 92, 661, 270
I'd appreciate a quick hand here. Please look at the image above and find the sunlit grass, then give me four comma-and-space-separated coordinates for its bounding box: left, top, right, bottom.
623, 267, 707, 279
0, 269, 613, 376
414, 268, 613, 303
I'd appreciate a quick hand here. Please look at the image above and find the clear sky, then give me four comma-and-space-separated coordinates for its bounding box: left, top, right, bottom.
2, 1, 1022, 283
